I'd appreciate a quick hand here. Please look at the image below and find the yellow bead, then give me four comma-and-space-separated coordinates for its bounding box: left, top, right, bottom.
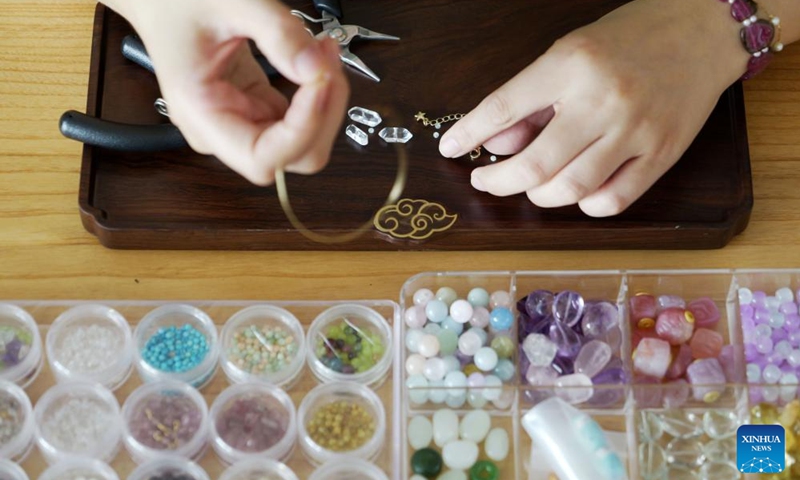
464, 364, 480, 375
752, 403, 779, 425
787, 430, 797, 452
781, 401, 800, 428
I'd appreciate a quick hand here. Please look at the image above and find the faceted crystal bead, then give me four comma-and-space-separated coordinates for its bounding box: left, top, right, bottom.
686, 358, 726, 403
666, 437, 705, 468
655, 308, 695, 345
633, 338, 672, 379
522, 333, 557, 367
659, 410, 703, 439
688, 297, 720, 328
379, 127, 413, 143
574, 340, 612, 378
552, 290, 585, 327
689, 328, 723, 359
639, 442, 668, 479
548, 321, 582, 359
345, 124, 369, 146
581, 301, 619, 338
348, 106, 382, 127
702, 410, 739, 439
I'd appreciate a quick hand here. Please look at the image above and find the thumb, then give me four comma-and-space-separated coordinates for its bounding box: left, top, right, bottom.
223, 0, 338, 84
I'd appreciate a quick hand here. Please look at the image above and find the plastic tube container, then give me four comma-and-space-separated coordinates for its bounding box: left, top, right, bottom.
219, 458, 299, 480
122, 379, 209, 463
46, 304, 133, 391
210, 382, 297, 465
309, 458, 390, 480
133, 304, 219, 388
34, 381, 123, 464
0, 379, 35, 462
0, 459, 28, 480
297, 381, 386, 465
38, 458, 119, 480
127, 458, 210, 480
219, 305, 306, 388
306, 304, 393, 387
0, 303, 43, 388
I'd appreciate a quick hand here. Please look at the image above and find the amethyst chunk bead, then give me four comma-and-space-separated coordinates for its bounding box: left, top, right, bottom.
740, 19, 775, 54
729, 0, 757, 22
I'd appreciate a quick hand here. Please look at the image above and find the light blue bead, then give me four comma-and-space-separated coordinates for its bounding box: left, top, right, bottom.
467, 288, 490, 308
423, 323, 442, 336
574, 414, 608, 451
425, 299, 449, 323
490, 307, 514, 331
493, 359, 515, 381
468, 327, 488, 346
441, 316, 464, 335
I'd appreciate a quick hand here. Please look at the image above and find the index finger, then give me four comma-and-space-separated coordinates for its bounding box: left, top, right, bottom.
439, 56, 560, 159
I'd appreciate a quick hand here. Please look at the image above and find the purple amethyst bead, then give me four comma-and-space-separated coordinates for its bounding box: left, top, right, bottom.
742, 50, 773, 80
730, 0, 757, 22
524, 290, 554, 320
741, 304, 755, 319
549, 321, 582, 359
552, 290, 585, 327
592, 367, 626, 385
551, 356, 575, 376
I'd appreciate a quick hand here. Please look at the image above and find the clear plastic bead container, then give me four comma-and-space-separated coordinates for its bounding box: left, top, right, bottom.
306, 304, 393, 388
0, 379, 34, 463
34, 381, 123, 464
218, 458, 299, 480
0, 459, 28, 480
133, 304, 220, 388
309, 458, 390, 480
127, 458, 210, 480
45, 304, 133, 391
38, 458, 119, 480
122, 379, 210, 464
297, 381, 386, 466
219, 305, 306, 388
0, 303, 43, 388
209, 382, 297, 465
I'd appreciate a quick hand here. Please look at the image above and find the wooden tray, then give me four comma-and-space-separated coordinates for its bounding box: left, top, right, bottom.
78, 1, 753, 250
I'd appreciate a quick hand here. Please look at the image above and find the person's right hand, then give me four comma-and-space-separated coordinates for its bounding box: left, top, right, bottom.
106, 0, 349, 185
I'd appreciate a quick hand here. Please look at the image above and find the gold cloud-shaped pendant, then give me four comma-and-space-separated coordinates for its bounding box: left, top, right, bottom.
374, 199, 458, 241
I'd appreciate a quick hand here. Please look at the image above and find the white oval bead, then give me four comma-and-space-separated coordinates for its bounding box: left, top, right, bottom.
408, 415, 433, 450
459, 409, 491, 443
442, 440, 479, 470
485, 427, 510, 461
437, 470, 468, 480
433, 409, 459, 447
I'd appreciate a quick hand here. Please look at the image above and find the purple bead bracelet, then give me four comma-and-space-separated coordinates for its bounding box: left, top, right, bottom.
717, 0, 783, 80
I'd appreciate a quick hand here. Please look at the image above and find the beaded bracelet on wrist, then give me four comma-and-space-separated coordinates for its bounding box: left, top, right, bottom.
717, 0, 783, 80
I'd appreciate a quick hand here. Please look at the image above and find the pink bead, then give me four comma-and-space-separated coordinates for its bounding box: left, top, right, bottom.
629, 294, 657, 329
741, 20, 775, 54
632, 327, 659, 350
690, 328, 724, 359
405, 305, 428, 329
688, 297, 721, 329
655, 308, 695, 345
469, 307, 490, 328
633, 338, 671, 379
686, 358, 726, 402
665, 344, 693, 380
449, 299, 474, 324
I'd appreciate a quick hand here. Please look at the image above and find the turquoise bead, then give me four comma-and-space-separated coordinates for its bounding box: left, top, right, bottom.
493, 359, 515, 381
441, 317, 464, 335
142, 324, 209, 373
467, 288, 490, 308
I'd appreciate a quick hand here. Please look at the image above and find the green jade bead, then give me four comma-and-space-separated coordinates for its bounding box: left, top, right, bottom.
411, 447, 443, 478
470, 460, 499, 480
437, 329, 459, 356
490, 336, 514, 359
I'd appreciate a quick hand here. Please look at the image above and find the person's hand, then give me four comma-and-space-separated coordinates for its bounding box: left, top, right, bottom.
439, 0, 749, 217
108, 0, 349, 185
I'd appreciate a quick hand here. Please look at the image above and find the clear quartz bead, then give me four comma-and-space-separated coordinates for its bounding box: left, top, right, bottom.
347, 106, 382, 127
345, 124, 369, 146
379, 127, 413, 144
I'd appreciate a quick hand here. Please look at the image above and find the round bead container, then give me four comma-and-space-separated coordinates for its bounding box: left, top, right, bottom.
34, 381, 122, 464
122, 380, 209, 463
38, 458, 119, 480
45, 304, 133, 390
127, 458, 210, 480
0, 303, 43, 387
309, 458, 390, 480
210, 382, 297, 464
0, 380, 34, 462
219, 458, 299, 480
307, 304, 392, 387
219, 305, 306, 387
297, 381, 386, 465
134, 304, 220, 388
0, 459, 28, 480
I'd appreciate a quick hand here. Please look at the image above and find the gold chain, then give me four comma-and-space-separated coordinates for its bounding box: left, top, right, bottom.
415, 112, 482, 160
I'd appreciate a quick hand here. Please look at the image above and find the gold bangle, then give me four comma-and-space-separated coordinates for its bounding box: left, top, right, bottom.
275, 144, 409, 244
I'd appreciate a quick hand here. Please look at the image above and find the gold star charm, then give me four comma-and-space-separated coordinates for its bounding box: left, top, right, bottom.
414, 111, 427, 123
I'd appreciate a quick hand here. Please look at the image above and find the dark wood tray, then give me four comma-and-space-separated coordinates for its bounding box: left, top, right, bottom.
78, 1, 753, 250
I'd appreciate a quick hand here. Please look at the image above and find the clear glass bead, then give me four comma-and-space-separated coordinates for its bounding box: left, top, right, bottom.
345, 124, 368, 146
379, 127, 413, 144
347, 106, 382, 127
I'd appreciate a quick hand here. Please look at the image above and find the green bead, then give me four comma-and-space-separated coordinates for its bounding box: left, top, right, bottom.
470, 460, 499, 480
411, 447, 442, 478
436, 329, 459, 356
490, 336, 514, 359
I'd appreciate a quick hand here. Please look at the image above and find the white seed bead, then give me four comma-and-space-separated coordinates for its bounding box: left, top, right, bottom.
751, 14, 758, 22
57, 325, 124, 373
774, 42, 784, 52
490, 156, 497, 162
772, 16, 781, 25
744, 19, 752, 27
433, 132, 440, 139
42, 397, 113, 453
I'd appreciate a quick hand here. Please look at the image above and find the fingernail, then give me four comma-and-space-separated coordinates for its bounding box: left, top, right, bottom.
439, 138, 461, 158
471, 172, 487, 192
294, 42, 326, 81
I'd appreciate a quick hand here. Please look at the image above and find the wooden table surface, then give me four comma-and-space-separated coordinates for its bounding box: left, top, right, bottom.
1, 0, 800, 476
